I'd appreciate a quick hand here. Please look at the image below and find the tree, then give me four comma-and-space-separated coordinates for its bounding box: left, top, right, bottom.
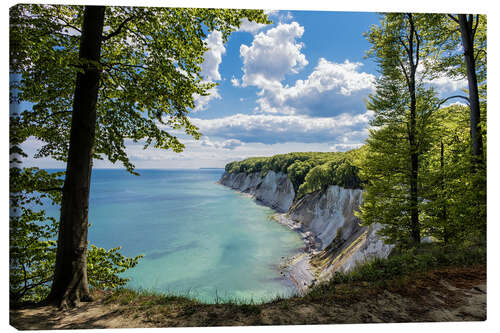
421, 104, 486, 245
359, 13, 440, 245
9, 116, 142, 304
423, 14, 486, 168
450, 14, 486, 166
10, 4, 270, 307
421, 13, 487, 243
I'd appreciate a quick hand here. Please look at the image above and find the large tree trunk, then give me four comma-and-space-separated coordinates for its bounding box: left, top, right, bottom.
407, 14, 421, 244
458, 14, 484, 167
46, 6, 105, 308
408, 90, 420, 244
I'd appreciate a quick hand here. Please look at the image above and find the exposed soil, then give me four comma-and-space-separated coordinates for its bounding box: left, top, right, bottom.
10, 265, 486, 330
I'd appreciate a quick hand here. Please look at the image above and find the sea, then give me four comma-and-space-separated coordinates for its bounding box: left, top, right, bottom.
42, 169, 304, 303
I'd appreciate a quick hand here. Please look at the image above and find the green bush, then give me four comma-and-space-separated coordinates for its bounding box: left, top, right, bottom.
10, 167, 144, 304
326, 243, 486, 285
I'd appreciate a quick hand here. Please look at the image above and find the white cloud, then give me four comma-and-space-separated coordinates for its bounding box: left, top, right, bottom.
200, 137, 244, 150
238, 18, 268, 34
200, 30, 226, 82
253, 58, 376, 116
237, 22, 375, 117
417, 61, 468, 94
236, 9, 281, 34
425, 75, 468, 93
193, 31, 226, 111
240, 22, 308, 87
191, 111, 373, 144
230, 76, 240, 87
330, 143, 364, 152
220, 139, 244, 150
193, 86, 221, 112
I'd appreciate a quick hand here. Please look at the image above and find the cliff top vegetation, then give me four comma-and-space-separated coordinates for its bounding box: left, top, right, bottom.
224, 148, 366, 196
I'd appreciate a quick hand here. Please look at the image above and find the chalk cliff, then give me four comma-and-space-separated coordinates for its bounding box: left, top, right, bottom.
219, 170, 295, 213
219, 171, 394, 285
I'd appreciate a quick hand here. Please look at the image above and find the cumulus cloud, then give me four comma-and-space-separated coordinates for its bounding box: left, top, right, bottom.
193, 86, 221, 112
240, 22, 308, 86
238, 18, 268, 34
425, 75, 468, 93
200, 30, 226, 81
193, 30, 226, 111
191, 111, 374, 144
230, 76, 240, 87
200, 137, 244, 150
236, 9, 280, 34
237, 22, 375, 117
416, 61, 468, 94
220, 139, 244, 150
256, 59, 376, 116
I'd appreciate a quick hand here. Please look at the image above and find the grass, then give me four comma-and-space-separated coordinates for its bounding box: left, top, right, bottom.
329, 243, 486, 285
302, 243, 486, 305
99, 243, 485, 316
10, 243, 486, 328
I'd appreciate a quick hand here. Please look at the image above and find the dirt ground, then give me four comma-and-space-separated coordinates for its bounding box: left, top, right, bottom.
10, 266, 486, 329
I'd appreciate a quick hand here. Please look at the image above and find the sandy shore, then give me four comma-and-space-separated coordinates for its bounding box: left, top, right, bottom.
272, 213, 318, 294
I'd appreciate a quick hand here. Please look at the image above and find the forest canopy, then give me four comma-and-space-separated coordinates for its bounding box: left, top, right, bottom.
224, 149, 365, 196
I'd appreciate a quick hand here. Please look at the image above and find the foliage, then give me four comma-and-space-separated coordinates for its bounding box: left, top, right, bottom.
420, 105, 486, 244
224, 150, 363, 195
9, 5, 270, 303
10, 4, 271, 173
87, 246, 143, 290
358, 13, 486, 247
424, 14, 487, 88
9, 135, 63, 302
10, 114, 143, 303
325, 243, 486, 285
358, 13, 443, 245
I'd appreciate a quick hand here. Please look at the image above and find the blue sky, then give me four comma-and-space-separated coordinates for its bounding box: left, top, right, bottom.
20, 8, 469, 169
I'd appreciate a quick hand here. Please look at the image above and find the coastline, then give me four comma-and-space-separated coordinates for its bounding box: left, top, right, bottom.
217, 178, 317, 295
272, 213, 318, 293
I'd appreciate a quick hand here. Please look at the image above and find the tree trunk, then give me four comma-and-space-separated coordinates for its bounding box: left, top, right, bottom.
440, 139, 449, 243
408, 87, 420, 244
407, 14, 420, 245
458, 14, 484, 167
46, 5, 105, 308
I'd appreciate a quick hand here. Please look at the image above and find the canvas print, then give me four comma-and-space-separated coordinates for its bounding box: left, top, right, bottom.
9, 1, 487, 329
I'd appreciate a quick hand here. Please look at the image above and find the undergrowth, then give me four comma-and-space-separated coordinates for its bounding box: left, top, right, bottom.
100, 243, 485, 312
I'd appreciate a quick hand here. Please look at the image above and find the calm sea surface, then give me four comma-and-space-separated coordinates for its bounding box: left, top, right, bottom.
43, 169, 304, 303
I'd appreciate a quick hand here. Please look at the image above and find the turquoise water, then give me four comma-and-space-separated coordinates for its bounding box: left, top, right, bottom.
44, 169, 304, 303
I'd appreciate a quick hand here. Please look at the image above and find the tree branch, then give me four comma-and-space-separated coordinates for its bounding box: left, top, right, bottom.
414, 28, 421, 69
472, 14, 480, 40
474, 48, 486, 63
38, 187, 64, 192
54, 6, 82, 34
102, 62, 149, 71
40, 111, 72, 124
103, 14, 136, 41
397, 58, 411, 89
398, 36, 410, 58
447, 14, 459, 24
438, 95, 471, 107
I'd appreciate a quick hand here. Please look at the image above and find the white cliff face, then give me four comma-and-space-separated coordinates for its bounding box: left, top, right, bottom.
219, 171, 295, 212
288, 185, 393, 279
289, 185, 364, 250
219, 171, 394, 283
335, 223, 394, 273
